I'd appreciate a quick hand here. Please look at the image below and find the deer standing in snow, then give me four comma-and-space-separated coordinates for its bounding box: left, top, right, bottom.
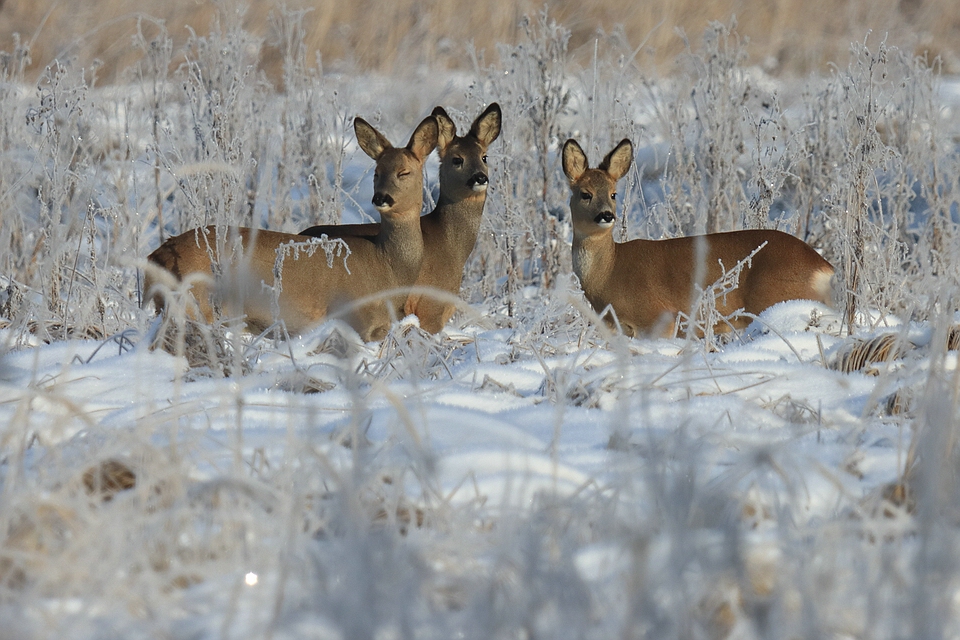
144, 115, 439, 341
300, 103, 502, 333
561, 137, 835, 337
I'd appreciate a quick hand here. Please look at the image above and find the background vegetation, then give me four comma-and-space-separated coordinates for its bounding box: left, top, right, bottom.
0, 0, 958, 84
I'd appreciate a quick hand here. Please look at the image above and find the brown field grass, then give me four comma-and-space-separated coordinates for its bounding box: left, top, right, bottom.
0, 0, 956, 83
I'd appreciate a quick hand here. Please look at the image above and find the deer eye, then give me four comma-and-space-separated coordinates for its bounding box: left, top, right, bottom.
398, 170, 411, 178
611, 193, 617, 201
580, 192, 593, 202
452, 157, 464, 167
482, 155, 488, 164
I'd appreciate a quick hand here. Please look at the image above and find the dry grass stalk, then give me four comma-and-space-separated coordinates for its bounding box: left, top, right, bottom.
81, 458, 137, 501
830, 333, 907, 374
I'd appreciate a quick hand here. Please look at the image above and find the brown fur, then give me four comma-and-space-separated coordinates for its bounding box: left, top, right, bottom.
562, 138, 836, 337
144, 115, 439, 342
300, 103, 502, 333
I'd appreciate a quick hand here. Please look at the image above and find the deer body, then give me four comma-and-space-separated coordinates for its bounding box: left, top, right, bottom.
300, 104, 502, 333
562, 138, 835, 337
144, 115, 439, 342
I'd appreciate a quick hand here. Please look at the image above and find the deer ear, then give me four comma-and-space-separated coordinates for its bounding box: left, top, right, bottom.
432, 107, 457, 153
407, 115, 439, 162
354, 118, 392, 160
599, 139, 633, 181
561, 139, 588, 183
469, 103, 502, 148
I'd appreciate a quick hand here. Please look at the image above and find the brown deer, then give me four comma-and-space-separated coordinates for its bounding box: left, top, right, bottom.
143, 115, 439, 342
561, 138, 836, 337
300, 103, 502, 333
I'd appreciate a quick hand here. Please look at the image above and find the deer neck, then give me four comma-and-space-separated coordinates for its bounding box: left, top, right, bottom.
572, 232, 616, 299
378, 212, 424, 282
425, 190, 487, 260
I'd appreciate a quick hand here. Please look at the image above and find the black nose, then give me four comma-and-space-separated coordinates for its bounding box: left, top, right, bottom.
594, 212, 615, 224
372, 193, 394, 208
468, 173, 488, 188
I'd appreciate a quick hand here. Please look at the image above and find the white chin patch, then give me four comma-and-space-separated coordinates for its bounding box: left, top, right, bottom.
596, 219, 614, 229
471, 183, 488, 192
374, 205, 390, 213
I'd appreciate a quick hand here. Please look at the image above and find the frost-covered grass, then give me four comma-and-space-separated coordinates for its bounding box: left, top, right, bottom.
2, 6, 960, 638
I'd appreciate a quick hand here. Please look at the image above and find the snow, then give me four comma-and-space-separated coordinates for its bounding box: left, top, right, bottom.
0, 302, 920, 528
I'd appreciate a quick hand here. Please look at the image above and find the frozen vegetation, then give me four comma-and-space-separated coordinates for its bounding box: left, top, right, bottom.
1, 8, 960, 638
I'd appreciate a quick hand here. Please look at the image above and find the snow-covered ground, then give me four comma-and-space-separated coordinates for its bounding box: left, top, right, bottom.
0, 293, 942, 637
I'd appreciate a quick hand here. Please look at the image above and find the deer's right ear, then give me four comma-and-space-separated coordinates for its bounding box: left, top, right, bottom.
407, 115, 439, 162
432, 107, 457, 153
562, 139, 588, 184
354, 118, 392, 160
599, 139, 633, 181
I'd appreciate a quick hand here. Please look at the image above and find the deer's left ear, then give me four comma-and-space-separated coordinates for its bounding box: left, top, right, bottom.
470, 103, 502, 148
599, 139, 633, 182
407, 115, 440, 162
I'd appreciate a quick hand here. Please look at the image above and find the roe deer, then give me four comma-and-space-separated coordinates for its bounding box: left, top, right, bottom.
300, 103, 502, 333
144, 115, 439, 342
561, 138, 836, 337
